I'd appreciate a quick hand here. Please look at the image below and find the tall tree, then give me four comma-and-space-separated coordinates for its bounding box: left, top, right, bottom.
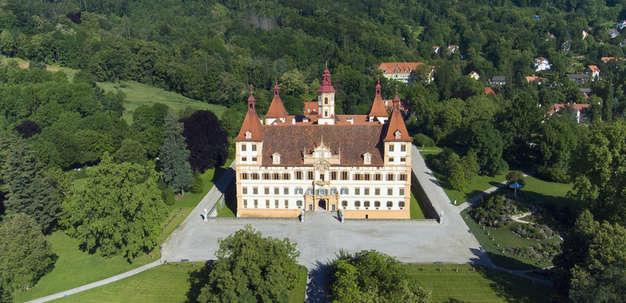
554, 211, 626, 302
197, 226, 302, 303
0, 213, 55, 292
62, 154, 166, 260
2, 139, 61, 233
536, 113, 579, 182
159, 112, 193, 194
330, 250, 430, 303
181, 110, 228, 172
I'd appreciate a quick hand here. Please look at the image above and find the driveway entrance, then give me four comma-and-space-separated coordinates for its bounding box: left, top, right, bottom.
318, 199, 327, 211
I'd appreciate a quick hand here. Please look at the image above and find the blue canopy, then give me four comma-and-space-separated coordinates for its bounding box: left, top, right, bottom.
509, 182, 524, 190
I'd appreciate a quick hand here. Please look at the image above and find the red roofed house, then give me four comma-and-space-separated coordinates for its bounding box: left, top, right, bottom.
587, 65, 600, 81
378, 62, 434, 84
483, 87, 496, 96
601, 56, 617, 64
235, 66, 413, 219
547, 103, 592, 124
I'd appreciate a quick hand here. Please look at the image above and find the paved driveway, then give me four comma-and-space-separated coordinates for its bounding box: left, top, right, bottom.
162, 145, 487, 268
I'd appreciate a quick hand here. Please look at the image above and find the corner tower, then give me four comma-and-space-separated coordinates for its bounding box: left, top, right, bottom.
317, 65, 335, 125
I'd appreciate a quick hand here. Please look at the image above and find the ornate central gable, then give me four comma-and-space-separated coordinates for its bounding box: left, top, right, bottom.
303, 138, 341, 167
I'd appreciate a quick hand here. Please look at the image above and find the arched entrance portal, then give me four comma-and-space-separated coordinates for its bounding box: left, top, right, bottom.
318, 199, 327, 211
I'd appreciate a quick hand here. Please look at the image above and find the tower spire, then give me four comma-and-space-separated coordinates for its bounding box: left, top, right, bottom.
273, 80, 280, 96
247, 84, 256, 111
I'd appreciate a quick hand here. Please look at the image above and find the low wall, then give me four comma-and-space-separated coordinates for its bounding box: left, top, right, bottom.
411, 171, 440, 221
238, 209, 300, 218
342, 209, 410, 219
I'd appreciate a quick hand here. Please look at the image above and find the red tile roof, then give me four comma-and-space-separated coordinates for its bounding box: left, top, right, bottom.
601, 56, 617, 63
483, 87, 496, 95
587, 65, 600, 73
547, 103, 591, 114
235, 94, 264, 141
261, 124, 385, 166
265, 82, 289, 118
384, 96, 411, 142
368, 80, 388, 117
378, 62, 425, 75
318, 67, 335, 93
303, 101, 318, 115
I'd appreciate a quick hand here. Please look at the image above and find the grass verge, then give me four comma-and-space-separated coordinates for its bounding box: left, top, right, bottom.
410, 192, 426, 219
407, 264, 554, 302
53, 263, 307, 303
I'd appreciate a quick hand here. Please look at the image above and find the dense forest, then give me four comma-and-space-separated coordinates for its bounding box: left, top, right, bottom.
0, 1, 625, 302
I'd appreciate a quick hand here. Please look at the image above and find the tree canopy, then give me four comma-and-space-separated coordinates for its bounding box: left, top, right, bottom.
181, 110, 228, 172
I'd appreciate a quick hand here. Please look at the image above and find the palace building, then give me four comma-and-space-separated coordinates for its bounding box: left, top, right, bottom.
235, 66, 412, 219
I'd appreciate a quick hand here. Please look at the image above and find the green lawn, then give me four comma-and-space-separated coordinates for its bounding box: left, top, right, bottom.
54, 263, 307, 303
410, 192, 426, 219
216, 200, 236, 217
13, 232, 155, 302
462, 175, 573, 270
407, 264, 554, 302
96, 81, 226, 123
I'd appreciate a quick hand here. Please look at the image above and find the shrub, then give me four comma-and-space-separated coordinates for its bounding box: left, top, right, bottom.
469, 195, 518, 227
413, 133, 435, 147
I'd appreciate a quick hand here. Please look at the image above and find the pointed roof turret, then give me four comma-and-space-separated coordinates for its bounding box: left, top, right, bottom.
384, 95, 411, 142
318, 63, 335, 93
265, 81, 289, 118
368, 80, 388, 118
236, 86, 264, 141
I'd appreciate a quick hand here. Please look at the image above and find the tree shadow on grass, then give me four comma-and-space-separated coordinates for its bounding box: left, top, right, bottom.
306, 261, 331, 303
477, 265, 559, 303
186, 260, 214, 303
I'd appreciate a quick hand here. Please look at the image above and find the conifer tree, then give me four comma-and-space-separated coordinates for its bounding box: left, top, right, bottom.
2, 139, 61, 233
158, 112, 193, 194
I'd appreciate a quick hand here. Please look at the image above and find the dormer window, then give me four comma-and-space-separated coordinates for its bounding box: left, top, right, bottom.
245, 131, 252, 139
363, 152, 372, 165
272, 153, 281, 165
394, 130, 401, 139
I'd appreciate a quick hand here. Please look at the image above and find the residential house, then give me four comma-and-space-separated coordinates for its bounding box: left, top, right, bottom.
378, 62, 434, 84
447, 44, 459, 55
582, 30, 589, 40
587, 65, 600, 81
525, 75, 545, 85
601, 56, 617, 63
618, 20, 626, 30
432, 45, 440, 55
489, 76, 507, 87
483, 87, 496, 96
567, 73, 588, 85
547, 103, 592, 124
534, 57, 552, 72
468, 71, 480, 80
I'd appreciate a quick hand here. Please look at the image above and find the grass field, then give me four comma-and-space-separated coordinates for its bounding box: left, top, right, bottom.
54, 263, 307, 303
407, 264, 554, 302
96, 81, 226, 123
216, 200, 236, 217
462, 175, 573, 270
13, 232, 155, 302
410, 192, 426, 219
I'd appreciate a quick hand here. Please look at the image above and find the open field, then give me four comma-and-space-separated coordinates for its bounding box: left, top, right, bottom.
53, 263, 307, 303
407, 264, 554, 302
13, 232, 155, 302
96, 81, 226, 123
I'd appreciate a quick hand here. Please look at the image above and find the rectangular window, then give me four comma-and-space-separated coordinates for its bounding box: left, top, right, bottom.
341, 172, 349, 180
252, 173, 259, 180
364, 188, 370, 195
307, 171, 314, 180
273, 173, 280, 180
254, 199, 258, 208
354, 174, 362, 181
364, 174, 370, 181
388, 157, 394, 162
253, 187, 258, 194
401, 144, 406, 152
355, 188, 361, 195
387, 174, 395, 181
252, 157, 257, 161
242, 144, 247, 151
374, 188, 380, 195
296, 171, 303, 180
374, 174, 381, 181
320, 173, 325, 181
399, 174, 407, 181
263, 173, 270, 180
251, 144, 257, 151
284, 200, 288, 208
243, 199, 248, 208
284, 187, 289, 195
265, 200, 270, 208
264, 187, 270, 195
387, 188, 393, 195
400, 157, 406, 163
331, 171, 337, 180
241, 173, 249, 180
389, 145, 394, 152
283, 173, 290, 180
242, 187, 248, 194
242, 157, 247, 162
274, 187, 279, 195
274, 200, 279, 208
399, 188, 405, 196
